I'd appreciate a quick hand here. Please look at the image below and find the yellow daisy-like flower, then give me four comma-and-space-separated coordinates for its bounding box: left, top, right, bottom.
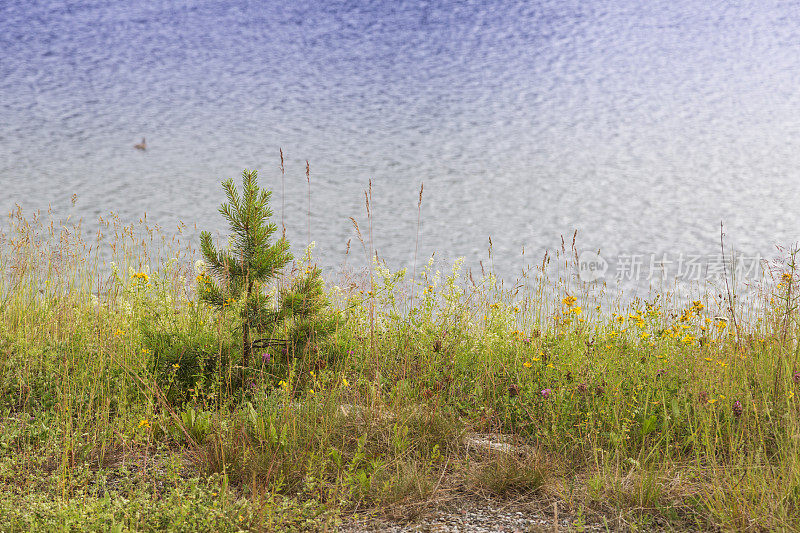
139, 419, 150, 428
562, 295, 577, 307
523, 361, 532, 368
573, 306, 582, 315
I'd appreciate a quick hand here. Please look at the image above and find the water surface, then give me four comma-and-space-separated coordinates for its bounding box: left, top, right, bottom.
2, 0, 799, 290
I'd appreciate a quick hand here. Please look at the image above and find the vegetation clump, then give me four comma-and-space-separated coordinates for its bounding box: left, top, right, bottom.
1, 171, 799, 531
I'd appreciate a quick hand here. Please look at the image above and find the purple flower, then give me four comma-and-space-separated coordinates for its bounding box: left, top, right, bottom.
793, 370, 800, 384
656, 369, 665, 378
261, 352, 270, 363
348, 350, 354, 355
541, 388, 552, 399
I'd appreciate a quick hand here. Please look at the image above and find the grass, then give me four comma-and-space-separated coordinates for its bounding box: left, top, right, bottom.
1, 203, 800, 532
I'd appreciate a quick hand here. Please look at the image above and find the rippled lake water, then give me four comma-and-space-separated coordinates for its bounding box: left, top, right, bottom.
2, 0, 799, 292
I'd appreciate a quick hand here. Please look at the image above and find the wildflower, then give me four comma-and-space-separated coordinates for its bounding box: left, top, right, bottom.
261, 352, 270, 363
139, 419, 150, 428
278, 380, 288, 389
656, 369, 665, 378
531, 356, 541, 362
541, 388, 552, 398
131, 271, 149, 283
573, 306, 582, 315
309, 389, 315, 396
562, 295, 577, 307
523, 361, 532, 368
114, 329, 125, 337
342, 377, 349, 387
172, 363, 179, 370
732, 400, 743, 417
793, 370, 800, 384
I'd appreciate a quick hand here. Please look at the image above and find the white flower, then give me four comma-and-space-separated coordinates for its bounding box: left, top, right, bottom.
194, 260, 207, 274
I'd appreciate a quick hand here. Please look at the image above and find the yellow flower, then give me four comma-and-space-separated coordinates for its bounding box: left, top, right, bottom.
309, 389, 315, 396
573, 306, 582, 315
342, 377, 349, 387
278, 380, 288, 389
523, 361, 532, 368
114, 329, 125, 337
562, 295, 577, 307
172, 363, 179, 370
139, 419, 150, 428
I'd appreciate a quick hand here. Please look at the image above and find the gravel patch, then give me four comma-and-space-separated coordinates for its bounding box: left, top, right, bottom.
339, 500, 609, 532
